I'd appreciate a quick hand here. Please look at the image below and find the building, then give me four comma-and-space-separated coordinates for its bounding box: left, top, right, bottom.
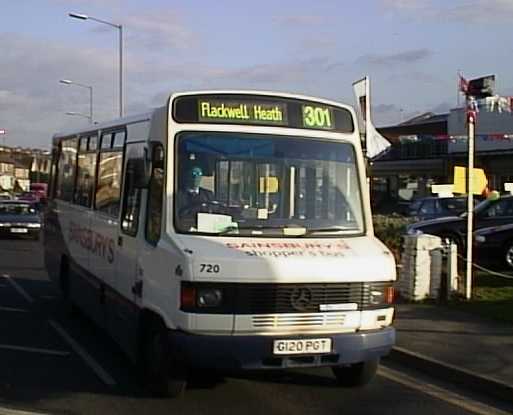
0, 153, 15, 191
0, 145, 51, 192
372, 98, 513, 208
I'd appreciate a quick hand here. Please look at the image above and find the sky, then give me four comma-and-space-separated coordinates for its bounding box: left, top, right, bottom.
2, 0, 513, 149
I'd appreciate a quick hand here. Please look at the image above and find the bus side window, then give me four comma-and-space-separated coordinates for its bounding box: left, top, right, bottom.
95, 150, 123, 217
145, 144, 165, 245
74, 136, 97, 208
121, 143, 145, 236
55, 137, 78, 201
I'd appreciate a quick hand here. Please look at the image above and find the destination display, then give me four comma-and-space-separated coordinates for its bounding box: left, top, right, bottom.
199, 100, 288, 126
173, 94, 354, 133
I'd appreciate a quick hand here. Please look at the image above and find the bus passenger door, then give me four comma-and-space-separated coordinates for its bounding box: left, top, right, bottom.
110, 142, 146, 358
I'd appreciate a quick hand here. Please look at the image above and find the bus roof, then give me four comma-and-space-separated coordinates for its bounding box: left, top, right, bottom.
170, 90, 355, 111
52, 90, 356, 140
53, 112, 153, 140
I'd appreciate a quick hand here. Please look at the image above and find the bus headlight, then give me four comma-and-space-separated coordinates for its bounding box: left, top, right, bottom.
180, 283, 225, 311
197, 288, 223, 307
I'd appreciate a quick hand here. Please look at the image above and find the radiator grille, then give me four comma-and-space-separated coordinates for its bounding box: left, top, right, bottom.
252, 312, 346, 329
234, 283, 365, 314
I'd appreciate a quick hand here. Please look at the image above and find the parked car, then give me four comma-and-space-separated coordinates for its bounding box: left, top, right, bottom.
17, 191, 39, 202
0, 193, 11, 201
407, 196, 473, 221
474, 223, 513, 270
406, 194, 513, 250
0, 200, 41, 240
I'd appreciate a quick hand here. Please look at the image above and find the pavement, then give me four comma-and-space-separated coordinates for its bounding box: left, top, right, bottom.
388, 302, 513, 404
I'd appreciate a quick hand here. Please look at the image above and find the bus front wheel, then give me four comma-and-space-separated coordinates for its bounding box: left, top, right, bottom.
331, 358, 379, 387
59, 257, 77, 316
142, 321, 187, 398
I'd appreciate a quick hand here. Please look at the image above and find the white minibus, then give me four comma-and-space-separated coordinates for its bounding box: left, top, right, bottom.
45, 91, 396, 397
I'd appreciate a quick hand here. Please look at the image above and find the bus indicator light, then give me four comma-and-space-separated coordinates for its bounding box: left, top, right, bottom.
181, 285, 196, 309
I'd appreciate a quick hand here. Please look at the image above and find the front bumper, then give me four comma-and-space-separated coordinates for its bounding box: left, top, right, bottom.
0, 227, 40, 238
169, 327, 395, 370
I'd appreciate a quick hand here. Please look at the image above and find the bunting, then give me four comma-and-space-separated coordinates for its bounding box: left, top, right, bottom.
398, 134, 513, 143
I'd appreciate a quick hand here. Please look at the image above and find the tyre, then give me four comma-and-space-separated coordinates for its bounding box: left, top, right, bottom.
141, 321, 187, 398
59, 258, 78, 316
503, 242, 513, 270
331, 358, 379, 388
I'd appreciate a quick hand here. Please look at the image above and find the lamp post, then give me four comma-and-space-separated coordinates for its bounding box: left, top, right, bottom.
59, 79, 93, 123
69, 12, 123, 118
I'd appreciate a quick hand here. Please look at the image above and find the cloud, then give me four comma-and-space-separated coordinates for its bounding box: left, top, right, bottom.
430, 101, 452, 113
357, 48, 433, 66
373, 103, 421, 126
386, 70, 440, 85
0, 30, 349, 148
0, 32, 143, 148
123, 10, 196, 51
381, 0, 513, 24
197, 57, 345, 88
272, 15, 325, 26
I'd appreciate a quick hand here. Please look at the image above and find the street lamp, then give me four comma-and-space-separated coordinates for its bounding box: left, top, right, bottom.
68, 12, 123, 118
59, 79, 93, 123
65, 111, 92, 123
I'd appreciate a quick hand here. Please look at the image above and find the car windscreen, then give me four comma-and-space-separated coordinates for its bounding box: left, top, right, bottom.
0, 203, 37, 215
439, 198, 467, 214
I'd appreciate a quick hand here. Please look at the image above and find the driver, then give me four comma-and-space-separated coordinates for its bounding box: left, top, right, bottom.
177, 166, 215, 217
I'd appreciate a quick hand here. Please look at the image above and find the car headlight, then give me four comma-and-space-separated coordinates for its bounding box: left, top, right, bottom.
406, 227, 423, 236
474, 235, 486, 243
27, 223, 41, 228
0, 223, 10, 227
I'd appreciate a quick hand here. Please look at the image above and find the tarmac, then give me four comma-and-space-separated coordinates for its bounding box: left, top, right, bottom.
387, 303, 513, 403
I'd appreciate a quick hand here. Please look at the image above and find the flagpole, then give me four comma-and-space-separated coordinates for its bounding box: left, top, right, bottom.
465, 108, 475, 300
457, 71, 461, 107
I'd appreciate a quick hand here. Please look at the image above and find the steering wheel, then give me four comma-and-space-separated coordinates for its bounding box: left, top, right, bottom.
179, 200, 225, 217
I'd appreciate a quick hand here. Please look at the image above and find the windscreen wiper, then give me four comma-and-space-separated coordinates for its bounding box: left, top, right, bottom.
303, 225, 358, 235
214, 224, 285, 235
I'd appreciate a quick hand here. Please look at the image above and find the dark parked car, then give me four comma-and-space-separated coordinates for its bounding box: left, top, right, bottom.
474, 223, 513, 270
0, 201, 41, 240
406, 195, 513, 250
407, 196, 473, 221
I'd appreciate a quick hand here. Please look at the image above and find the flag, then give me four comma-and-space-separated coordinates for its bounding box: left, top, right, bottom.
352, 76, 391, 159
468, 97, 479, 113
467, 75, 495, 98
352, 77, 368, 129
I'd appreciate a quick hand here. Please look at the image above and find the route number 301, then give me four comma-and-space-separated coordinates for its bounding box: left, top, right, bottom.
302, 105, 334, 130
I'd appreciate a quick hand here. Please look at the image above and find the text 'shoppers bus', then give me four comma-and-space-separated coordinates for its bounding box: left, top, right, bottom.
44, 91, 396, 397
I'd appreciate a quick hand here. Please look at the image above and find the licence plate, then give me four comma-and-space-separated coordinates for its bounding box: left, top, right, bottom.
10, 228, 28, 234
273, 338, 332, 355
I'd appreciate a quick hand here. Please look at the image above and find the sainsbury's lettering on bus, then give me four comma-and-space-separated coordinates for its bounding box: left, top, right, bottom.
225, 240, 352, 258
